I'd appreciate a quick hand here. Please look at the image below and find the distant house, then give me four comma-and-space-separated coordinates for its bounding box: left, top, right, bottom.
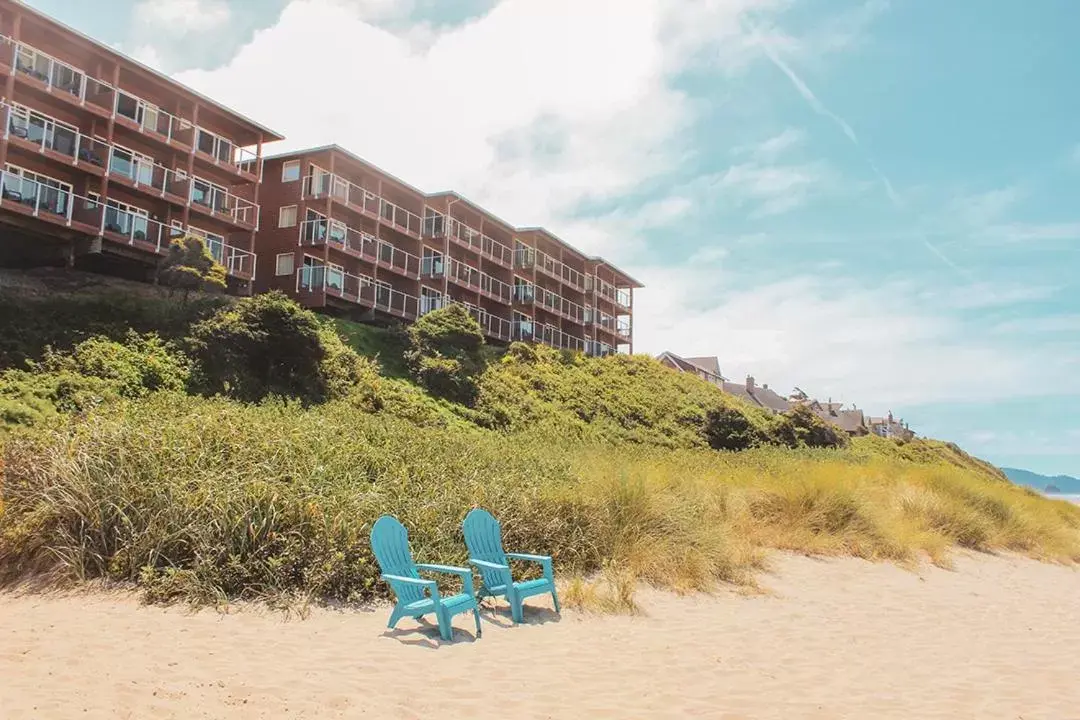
656, 351, 725, 386
787, 389, 868, 435
868, 412, 914, 441
724, 376, 791, 415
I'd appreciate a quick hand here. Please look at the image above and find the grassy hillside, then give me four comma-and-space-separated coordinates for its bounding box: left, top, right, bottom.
1, 278, 1077, 611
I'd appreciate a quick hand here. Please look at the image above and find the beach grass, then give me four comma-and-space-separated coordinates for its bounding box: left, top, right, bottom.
2, 394, 1078, 610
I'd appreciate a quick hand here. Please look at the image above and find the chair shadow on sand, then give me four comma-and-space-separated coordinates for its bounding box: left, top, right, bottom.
382, 598, 560, 647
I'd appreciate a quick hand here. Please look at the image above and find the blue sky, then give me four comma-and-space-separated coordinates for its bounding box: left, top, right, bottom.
27, 0, 1080, 476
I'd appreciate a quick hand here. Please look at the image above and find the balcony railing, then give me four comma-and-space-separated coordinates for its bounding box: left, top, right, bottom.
446, 257, 481, 291
3, 102, 110, 169
461, 302, 512, 341
479, 271, 511, 303
298, 218, 419, 278
615, 319, 632, 340
189, 176, 259, 228
303, 173, 422, 238
1, 36, 257, 175
535, 285, 585, 324
422, 212, 514, 267
296, 264, 419, 319
0, 170, 254, 278
514, 245, 585, 291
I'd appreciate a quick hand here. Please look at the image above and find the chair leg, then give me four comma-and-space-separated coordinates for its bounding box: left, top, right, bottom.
473, 607, 482, 638
550, 585, 561, 614
509, 591, 524, 624
387, 604, 406, 630
436, 607, 453, 642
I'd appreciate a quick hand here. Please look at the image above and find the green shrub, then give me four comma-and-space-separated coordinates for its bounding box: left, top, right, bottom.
405, 304, 486, 404
187, 292, 363, 404
771, 404, 849, 449
0, 333, 190, 428
0, 289, 227, 370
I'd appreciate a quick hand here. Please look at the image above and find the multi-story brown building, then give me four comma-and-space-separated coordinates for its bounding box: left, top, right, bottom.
0, 1, 283, 292
255, 145, 641, 355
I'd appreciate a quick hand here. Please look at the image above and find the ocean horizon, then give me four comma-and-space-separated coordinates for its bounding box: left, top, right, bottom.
1047, 493, 1080, 505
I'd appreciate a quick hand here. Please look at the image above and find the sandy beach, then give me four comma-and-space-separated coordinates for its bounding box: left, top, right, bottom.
1, 553, 1078, 719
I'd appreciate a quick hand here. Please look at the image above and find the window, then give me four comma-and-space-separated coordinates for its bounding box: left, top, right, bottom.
278, 205, 297, 228
275, 253, 294, 276
190, 177, 227, 212
110, 144, 155, 186
281, 161, 300, 183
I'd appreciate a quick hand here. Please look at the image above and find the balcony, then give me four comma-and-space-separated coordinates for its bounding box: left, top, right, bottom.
533, 284, 586, 325
445, 257, 482, 292
3, 101, 109, 174
298, 218, 420, 279
0, 170, 255, 279
514, 319, 586, 353
512, 283, 535, 305
1, 101, 258, 230
479, 271, 511, 304
189, 176, 259, 229
296, 264, 418, 320
303, 172, 422, 239
0, 36, 258, 180
422, 212, 514, 268
514, 246, 586, 291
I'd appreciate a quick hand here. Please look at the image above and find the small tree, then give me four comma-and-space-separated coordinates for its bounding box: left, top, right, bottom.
159, 235, 227, 304
404, 304, 486, 404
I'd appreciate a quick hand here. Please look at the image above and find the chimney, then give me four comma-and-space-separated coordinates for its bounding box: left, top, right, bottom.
762, 383, 769, 391
888, 411, 894, 423
746, 375, 755, 392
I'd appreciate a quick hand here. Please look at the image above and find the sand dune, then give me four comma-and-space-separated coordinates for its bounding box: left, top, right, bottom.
1, 554, 1078, 719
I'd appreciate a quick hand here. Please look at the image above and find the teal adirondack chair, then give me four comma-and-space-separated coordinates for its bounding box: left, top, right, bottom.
462, 508, 560, 624
369, 515, 482, 641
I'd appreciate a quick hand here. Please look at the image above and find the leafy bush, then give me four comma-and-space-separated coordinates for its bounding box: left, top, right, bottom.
187, 292, 363, 404
0, 288, 227, 370
405, 304, 486, 404
0, 333, 189, 428
771, 404, 849, 449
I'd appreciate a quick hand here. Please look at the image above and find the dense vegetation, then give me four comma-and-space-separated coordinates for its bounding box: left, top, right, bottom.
1, 275, 1077, 611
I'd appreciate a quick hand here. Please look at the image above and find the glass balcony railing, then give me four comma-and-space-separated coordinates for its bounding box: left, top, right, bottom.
4, 104, 110, 168
423, 211, 514, 267
297, 264, 419, 318
0, 169, 254, 277
479, 272, 511, 303
304, 172, 422, 237
189, 177, 258, 228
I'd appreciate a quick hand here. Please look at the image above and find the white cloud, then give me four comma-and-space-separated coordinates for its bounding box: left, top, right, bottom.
129, 0, 233, 69
175, 0, 779, 240
133, 0, 232, 34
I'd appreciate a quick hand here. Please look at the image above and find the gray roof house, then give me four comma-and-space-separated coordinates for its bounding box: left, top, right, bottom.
657, 351, 726, 386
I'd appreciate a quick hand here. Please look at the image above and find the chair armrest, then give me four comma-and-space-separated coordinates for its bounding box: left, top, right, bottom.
416, 563, 473, 580
381, 574, 437, 589
507, 553, 552, 565
468, 558, 510, 571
